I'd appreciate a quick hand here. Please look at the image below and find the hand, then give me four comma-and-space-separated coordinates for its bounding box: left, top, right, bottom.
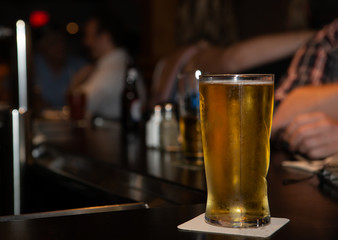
272, 87, 321, 139
283, 112, 338, 159
272, 84, 338, 140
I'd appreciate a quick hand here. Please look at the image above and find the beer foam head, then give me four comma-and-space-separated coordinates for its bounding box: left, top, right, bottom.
200, 74, 274, 84
200, 80, 273, 85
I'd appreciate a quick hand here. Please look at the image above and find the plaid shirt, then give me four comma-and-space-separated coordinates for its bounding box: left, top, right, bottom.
275, 19, 338, 108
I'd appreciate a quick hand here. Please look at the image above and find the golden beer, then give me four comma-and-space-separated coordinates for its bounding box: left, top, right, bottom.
179, 115, 203, 160
199, 74, 274, 227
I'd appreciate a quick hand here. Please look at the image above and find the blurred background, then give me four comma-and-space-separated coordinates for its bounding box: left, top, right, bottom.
0, 0, 337, 109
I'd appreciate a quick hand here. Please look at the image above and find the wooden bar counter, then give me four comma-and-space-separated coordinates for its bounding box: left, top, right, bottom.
0, 119, 337, 239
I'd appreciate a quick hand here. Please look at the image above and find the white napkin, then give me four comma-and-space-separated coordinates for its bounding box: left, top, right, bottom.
178, 213, 289, 238
282, 154, 336, 173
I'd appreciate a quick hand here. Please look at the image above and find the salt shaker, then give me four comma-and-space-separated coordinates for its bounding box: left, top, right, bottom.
146, 105, 162, 148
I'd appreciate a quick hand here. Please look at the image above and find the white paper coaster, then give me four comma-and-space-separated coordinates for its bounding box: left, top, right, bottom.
178, 213, 289, 238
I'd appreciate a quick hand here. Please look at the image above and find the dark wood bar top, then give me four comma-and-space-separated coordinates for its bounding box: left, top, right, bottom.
0, 202, 337, 240
32, 119, 207, 207
1, 119, 336, 239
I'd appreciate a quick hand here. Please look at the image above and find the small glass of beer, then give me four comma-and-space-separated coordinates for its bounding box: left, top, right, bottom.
178, 70, 203, 164
199, 74, 274, 228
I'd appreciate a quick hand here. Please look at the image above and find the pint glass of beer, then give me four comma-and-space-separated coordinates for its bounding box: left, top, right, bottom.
199, 74, 274, 228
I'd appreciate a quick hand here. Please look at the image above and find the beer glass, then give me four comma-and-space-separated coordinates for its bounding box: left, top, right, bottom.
178, 70, 203, 164
199, 74, 274, 228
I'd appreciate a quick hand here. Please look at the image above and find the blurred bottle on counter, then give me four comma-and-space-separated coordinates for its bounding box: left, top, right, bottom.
121, 67, 141, 131
160, 103, 180, 151
146, 104, 162, 148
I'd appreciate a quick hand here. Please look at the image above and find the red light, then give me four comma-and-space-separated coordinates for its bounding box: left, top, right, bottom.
29, 10, 50, 28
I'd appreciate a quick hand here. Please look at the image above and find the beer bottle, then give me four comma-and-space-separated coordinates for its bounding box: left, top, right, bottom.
121, 67, 141, 130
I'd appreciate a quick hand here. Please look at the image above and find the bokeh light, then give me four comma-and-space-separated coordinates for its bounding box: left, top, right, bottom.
29, 10, 50, 28
66, 22, 79, 35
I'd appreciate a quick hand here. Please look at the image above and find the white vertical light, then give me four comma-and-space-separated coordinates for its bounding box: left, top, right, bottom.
12, 109, 21, 215
16, 20, 27, 111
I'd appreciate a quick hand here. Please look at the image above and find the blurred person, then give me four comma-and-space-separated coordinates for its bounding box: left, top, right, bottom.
272, 19, 338, 159
34, 26, 86, 109
71, 12, 145, 120
148, 0, 314, 108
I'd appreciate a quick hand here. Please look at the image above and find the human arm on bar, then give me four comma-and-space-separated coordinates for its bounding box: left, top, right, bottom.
149, 30, 314, 108
187, 30, 315, 73
272, 84, 338, 159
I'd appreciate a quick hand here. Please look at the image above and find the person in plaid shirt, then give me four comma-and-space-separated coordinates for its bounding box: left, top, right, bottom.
275, 18, 338, 108
272, 19, 338, 159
